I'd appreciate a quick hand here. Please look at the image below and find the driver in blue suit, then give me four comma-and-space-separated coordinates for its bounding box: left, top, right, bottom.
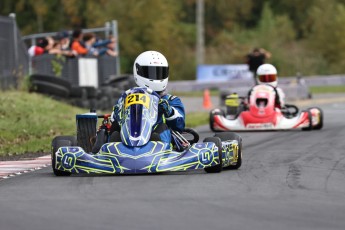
110, 50, 185, 144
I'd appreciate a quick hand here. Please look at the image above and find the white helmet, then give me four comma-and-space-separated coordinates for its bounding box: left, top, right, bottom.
133, 51, 169, 92
256, 63, 278, 87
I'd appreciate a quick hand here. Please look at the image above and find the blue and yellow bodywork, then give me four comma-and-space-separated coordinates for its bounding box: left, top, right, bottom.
53, 140, 239, 174
52, 87, 240, 175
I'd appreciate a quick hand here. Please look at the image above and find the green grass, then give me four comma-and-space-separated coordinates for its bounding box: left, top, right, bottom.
186, 111, 209, 128
0, 91, 209, 157
0, 91, 86, 156
310, 85, 345, 94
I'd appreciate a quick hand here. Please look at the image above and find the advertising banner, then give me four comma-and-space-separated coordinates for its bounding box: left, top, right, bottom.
197, 64, 253, 82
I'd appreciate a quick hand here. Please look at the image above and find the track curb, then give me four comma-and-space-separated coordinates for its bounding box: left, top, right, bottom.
0, 155, 51, 180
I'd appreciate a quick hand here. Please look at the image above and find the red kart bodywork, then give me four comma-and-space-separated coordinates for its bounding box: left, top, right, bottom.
210, 85, 323, 131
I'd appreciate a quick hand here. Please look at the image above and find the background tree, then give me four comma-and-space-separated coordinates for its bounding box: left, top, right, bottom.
1, 0, 345, 78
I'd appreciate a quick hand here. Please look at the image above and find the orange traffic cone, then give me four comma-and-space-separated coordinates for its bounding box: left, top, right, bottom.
203, 89, 213, 109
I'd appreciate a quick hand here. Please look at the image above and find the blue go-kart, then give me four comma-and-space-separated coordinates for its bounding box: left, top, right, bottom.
51, 88, 242, 176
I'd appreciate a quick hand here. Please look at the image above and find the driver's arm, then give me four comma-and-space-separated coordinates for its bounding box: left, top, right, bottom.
276, 87, 286, 108
110, 92, 126, 124
162, 95, 185, 132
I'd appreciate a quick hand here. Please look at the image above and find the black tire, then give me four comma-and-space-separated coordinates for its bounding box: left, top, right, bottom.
82, 86, 97, 98
30, 80, 70, 98
103, 74, 134, 90
77, 117, 98, 152
310, 107, 323, 130
183, 127, 199, 145
51, 136, 76, 176
69, 86, 85, 98
70, 97, 91, 108
30, 74, 72, 90
214, 132, 242, 170
209, 110, 216, 132
203, 137, 223, 173
99, 86, 122, 107
302, 110, 313, 131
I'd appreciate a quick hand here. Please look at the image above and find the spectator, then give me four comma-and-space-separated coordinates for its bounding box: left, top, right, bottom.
82, 33, 101, 56
56, 30, 70, 50
45, 36, 56, 53
28, 38, 48, 57
105, 35, 118, 57
53, 31, 77, 57
70, 29, 88, 55
83, 33, 118, 57
246, 48, 271, 84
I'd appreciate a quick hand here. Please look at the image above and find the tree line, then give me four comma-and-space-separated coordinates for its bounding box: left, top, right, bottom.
1, 0, 345, 79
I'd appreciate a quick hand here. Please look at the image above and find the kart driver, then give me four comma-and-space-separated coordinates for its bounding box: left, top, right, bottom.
109, 50, 186, 144
249, 63, 286, 109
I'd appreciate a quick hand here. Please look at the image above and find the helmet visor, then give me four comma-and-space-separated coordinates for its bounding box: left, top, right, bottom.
136, 63, 169, 80
258, 74, 277, 83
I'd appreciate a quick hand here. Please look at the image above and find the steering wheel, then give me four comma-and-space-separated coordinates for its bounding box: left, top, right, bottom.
182, 128, 199, 145
282, 104, 299, 117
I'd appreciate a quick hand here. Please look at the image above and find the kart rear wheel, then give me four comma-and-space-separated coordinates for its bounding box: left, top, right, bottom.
77, 117, 98, 152
209, 109, 225, 132
203, 137, 223, 173
209, 110, 215, 132
51, 136, 76, 176
214, 132, 242, 169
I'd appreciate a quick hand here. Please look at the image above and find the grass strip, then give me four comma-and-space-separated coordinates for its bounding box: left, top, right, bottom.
310, 85, 345, 94
0, 91, 209, 156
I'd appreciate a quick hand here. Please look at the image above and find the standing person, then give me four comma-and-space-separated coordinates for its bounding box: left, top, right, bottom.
110, 50, 185, 145
246, 48, 271, 84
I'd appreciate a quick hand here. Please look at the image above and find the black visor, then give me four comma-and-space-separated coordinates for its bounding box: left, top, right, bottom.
136, 63, 169, 80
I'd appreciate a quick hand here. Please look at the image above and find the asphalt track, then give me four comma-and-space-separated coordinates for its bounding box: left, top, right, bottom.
1, 102, 345, 230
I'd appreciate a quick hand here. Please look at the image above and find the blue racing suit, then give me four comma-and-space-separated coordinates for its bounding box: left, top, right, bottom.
110, 87, 185, 144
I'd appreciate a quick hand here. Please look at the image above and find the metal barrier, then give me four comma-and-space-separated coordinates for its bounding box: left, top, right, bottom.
0, 14, 29, 89
0, 14, 119, 90
31, 54, 118, 87
22, 20, 120, 77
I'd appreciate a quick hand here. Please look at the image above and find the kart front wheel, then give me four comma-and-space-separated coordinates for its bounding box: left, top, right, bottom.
214, 132, 242, 170
309, 107, 323, 130
51, 136, 76, 176
203, 137, 223, 173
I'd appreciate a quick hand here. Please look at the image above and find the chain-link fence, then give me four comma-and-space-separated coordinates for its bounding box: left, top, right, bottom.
0, 14, 29, 90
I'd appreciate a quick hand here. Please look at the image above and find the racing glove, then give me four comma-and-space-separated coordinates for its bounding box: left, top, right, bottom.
159, 99, 173, 117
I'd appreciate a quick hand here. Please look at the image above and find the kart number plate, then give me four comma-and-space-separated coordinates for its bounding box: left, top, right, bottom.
125, 93, 150, 109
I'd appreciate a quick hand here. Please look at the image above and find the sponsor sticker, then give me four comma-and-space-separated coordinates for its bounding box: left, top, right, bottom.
246, 123, 274, 129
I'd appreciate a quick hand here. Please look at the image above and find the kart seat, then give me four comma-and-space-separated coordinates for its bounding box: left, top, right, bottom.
109, 131, 121, 142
